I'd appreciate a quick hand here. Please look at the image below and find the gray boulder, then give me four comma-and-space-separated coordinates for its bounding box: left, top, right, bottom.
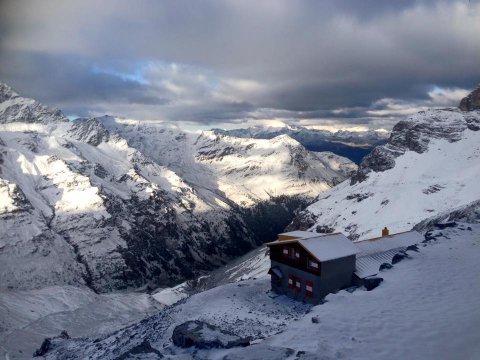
172, 320, 250, 349
364, 277, 383, 291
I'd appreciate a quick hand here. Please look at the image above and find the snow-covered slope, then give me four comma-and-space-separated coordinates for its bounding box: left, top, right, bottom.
297, 105, 480, 240
37, 223, 480, 360
0, 82, 355, 293
0, 286, 160, 359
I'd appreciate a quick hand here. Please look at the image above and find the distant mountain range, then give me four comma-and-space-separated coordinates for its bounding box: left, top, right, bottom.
212, 125, 389, 164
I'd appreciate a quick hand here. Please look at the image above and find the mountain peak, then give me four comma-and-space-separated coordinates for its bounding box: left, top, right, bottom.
0, 81, 67, 124
459, 84, 480, 111
0, 82, 20, 103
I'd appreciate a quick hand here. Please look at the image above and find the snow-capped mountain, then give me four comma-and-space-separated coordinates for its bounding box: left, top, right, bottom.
0, 82, 355, 293
293, 88, 480, 240
100, 117, 356, 207
212, 124, 389, 164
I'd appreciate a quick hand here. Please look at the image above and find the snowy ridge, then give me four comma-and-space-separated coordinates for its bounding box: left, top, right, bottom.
299, 106, 480, 240
101, 118, 356, 207
212, 124, 389, 164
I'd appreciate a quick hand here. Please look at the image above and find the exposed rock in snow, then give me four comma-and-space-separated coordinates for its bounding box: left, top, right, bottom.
171, 320, 250, 349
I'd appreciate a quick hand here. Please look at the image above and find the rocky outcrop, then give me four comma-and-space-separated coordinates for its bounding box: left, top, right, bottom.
414, 199, 480, 232
172, 320, 250, 349
351, 108, 480, 184
459, 85, 480, 111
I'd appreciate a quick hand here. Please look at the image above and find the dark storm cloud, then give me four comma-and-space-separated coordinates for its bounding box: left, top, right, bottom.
0, 0, 479, 127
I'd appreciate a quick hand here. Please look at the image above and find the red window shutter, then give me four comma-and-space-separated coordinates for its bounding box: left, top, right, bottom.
283, 246, 289, 257
295, 277, 301, 292
288, 274, 294, 288
306, 280, 313, 297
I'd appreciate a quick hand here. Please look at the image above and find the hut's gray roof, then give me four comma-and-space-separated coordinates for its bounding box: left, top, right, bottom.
354, 230, 423, 256
277, 230, 318, 239
266, 233, 361, 262
354, 230, 423, 278
355, 249, 400, 279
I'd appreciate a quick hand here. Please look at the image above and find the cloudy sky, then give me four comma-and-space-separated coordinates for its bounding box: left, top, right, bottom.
1, 0, 479, 130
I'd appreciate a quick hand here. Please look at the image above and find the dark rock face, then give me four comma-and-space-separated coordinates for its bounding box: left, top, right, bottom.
172, 320, 251, 349
459, 85, 480, 111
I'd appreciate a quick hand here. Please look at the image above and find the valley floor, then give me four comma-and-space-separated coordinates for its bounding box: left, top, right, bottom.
29, 223, 480, 360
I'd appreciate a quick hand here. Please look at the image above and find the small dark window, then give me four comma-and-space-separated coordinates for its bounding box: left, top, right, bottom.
288, 274, 294, 288
294, 249, 301, 261
306, 280, 313, 297
308, 258, 319, 270
295, 277, 301, 292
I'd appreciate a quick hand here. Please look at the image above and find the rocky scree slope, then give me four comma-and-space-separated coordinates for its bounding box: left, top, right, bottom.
0, 82, 355, 293
293, 87, 480, 240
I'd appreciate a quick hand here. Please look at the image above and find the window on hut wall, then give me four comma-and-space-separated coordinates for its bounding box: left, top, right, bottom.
306, 280, 313, 297
288, 274, 294, 289
295, 277, 302, 292
308, 258, 319, 272
294, 249, 301, 261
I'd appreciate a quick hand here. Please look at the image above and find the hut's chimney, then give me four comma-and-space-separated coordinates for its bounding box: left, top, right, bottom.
382, 227, 390, 237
